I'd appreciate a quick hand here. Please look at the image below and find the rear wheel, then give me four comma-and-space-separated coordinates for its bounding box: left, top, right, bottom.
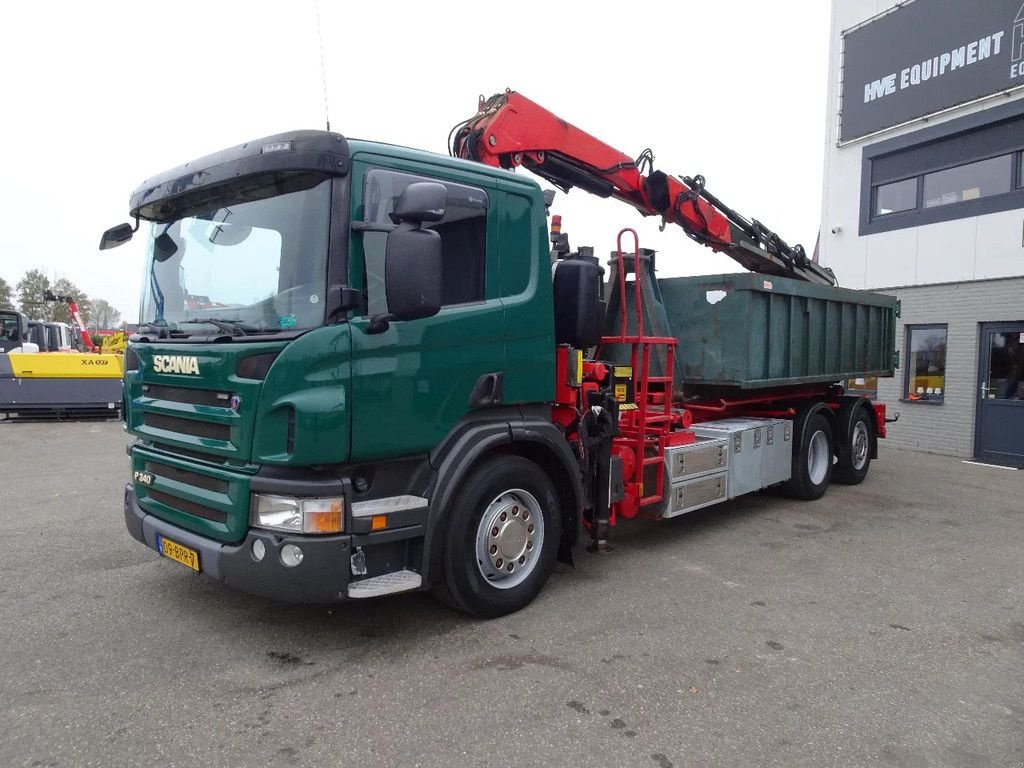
834, 409, 872, 485
782, 412, 834, 500
437, 456, 560, 618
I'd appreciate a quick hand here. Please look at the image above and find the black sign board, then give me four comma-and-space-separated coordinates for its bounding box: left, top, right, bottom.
841, 0, 1024, 141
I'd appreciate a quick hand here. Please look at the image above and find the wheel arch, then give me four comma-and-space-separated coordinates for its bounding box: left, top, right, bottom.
422, 409, 582, 584
793, 399, 837, 451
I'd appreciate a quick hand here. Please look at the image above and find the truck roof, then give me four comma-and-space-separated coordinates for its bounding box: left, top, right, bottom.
129, 130, 542, 220
346, 137, 541, 192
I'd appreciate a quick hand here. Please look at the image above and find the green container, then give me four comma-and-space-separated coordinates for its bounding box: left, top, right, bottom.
659, 273, 897, 390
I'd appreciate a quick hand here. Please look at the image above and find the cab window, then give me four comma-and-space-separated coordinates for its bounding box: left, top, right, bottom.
361, 169, 488, 316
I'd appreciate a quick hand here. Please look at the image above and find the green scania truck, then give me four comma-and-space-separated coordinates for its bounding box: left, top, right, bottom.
103, 92, 896, 617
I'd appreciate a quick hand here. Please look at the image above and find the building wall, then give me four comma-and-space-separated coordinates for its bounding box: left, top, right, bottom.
874, 276, 1024, 457
819, 0, 1024, 290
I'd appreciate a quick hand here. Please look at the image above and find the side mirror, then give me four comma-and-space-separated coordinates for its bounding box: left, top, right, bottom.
384, 226, 442, 322
99, 222, 136, 250
153, 231, 179, 262
389, 182, 446, 225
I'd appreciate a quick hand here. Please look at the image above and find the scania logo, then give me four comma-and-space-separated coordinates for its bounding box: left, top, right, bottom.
152, 355, 200, 375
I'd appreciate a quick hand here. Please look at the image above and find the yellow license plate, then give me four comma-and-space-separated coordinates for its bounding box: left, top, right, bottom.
158, 536, 200, 572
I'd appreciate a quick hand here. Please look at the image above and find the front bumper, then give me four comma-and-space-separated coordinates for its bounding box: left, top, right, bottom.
124, 485, 352, 603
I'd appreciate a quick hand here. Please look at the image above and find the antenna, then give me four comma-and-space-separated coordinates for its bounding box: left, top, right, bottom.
313, 0, 331, 132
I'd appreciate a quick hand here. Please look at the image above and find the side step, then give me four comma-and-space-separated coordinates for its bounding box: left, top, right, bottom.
347, 570, 422, 599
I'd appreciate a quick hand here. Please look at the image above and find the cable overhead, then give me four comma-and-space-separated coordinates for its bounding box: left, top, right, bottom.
313, 0, 331, 132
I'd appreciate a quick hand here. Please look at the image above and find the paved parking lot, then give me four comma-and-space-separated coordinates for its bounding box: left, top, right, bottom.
0, 419, 1021, 768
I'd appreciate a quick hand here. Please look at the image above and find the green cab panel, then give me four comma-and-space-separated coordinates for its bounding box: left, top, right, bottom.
131, 444, 254, 542
126, 326, 351, 542
127, 326, 351, 465
345, 147, 554, 461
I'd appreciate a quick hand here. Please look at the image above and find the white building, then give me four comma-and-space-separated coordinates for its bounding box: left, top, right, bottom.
820, 0, 1024, 467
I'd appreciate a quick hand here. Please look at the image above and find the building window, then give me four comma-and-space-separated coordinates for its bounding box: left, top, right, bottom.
923, 155, 1013, 209
859, 102, 1024, 235
846, 376, 879, 398
873, 178, 917, 217
904, 325, 947, 403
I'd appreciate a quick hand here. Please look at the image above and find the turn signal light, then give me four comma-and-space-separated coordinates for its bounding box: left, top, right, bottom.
370, 515, 388, 531
303, 500, 343, 534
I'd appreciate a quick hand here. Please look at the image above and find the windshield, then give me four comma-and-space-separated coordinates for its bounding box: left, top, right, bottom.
140, 173, 332, 335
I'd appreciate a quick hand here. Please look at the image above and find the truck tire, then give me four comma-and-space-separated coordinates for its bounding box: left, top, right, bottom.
437, 455, 561, 618
834, 408, 872, 485
781, 412, 833, 500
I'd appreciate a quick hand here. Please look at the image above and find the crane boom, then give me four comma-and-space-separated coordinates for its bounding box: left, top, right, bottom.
44, 289, 95, 350
451, 90, 836, 286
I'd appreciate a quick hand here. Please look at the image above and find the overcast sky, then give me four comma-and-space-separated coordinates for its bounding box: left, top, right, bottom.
0, 1, 829, 322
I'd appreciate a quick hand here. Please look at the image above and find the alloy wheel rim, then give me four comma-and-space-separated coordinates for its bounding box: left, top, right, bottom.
808, 429, 829, 486
475, 488, 544, 590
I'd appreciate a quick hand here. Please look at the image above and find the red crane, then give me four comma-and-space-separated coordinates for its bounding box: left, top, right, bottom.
44, 289, 96, 351
450, 90, 836, 286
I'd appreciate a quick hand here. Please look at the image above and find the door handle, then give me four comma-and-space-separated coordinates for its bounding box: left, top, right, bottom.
469, 372, 504, 409
980, 382, 990, 398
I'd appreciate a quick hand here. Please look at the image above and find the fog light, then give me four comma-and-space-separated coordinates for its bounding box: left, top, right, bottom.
252, 539, 266, 562
281, 544, 304, 567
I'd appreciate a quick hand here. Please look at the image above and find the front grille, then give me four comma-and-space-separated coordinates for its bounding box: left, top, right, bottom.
151, 442, 228, 465
144, 413, 230, 441
145, 461, 229, 493
147, 489, 227, 523
142, 383, 230, 408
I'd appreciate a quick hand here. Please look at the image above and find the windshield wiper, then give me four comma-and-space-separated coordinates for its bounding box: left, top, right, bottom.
180, 318, 263, 336
136, 322, 187, 339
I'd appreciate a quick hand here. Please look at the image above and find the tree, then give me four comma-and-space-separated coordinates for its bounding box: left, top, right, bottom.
0, 277, 13, 309
89, 299, 121, 330
16, 269, 50, 319
15, 271, 92, 324
50, 278, 91, 326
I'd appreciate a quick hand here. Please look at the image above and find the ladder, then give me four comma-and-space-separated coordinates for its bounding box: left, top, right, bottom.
601, 229, 678, 515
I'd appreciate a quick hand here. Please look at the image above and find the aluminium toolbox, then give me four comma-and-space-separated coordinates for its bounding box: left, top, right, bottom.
662, 435, 730, 518
690, 417, 792, 498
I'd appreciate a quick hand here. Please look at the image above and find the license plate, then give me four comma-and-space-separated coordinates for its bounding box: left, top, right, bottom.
158, 535, 200, 572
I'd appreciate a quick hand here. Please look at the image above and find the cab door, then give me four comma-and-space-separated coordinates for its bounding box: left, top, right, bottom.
347, 159, 506, 462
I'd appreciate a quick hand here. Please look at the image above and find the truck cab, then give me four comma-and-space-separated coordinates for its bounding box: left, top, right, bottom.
109, 131, 576, 616
0, 310, 40, 354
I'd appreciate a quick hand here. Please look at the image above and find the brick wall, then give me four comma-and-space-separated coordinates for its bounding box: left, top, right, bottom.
873, 277, 1024, 458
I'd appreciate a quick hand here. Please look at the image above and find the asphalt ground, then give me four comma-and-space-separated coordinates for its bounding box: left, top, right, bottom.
0, 419, 1021, 768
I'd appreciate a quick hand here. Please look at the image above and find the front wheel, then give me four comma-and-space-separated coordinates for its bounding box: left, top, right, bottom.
834, 409, 872, 485
437, 456, 561, 618
781, 412, 834, 500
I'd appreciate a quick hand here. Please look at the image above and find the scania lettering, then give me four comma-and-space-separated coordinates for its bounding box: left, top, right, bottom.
151, 356, 200, 375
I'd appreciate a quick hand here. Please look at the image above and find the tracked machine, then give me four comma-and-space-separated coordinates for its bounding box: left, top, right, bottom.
0, 292, 122, 418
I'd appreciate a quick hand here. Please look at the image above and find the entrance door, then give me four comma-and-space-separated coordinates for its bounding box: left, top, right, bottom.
974, 322, 1024, 467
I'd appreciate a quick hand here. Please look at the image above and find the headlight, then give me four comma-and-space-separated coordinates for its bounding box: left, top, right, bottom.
251, 494, 344, 534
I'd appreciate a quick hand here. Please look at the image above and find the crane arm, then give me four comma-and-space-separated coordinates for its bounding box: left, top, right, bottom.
451, 90, 835, 286
44, 289, 95, 350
